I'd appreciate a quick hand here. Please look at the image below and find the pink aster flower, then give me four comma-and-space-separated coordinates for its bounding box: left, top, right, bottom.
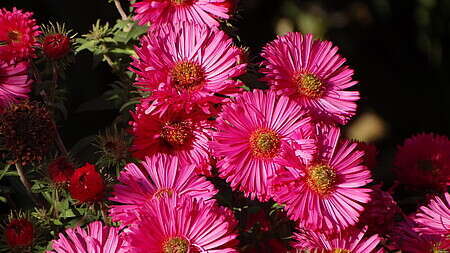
270, 126, 373, 232
357, 185, 400, 237
293, 227, 383, 253
392, 133, 450, 192
126, 195, 239, 253
414, 193, 450, 237
210, 89, 311, 201
109, 153, 217, 225
132, 0, 233, 27
391, 219, 450, 253
0, 60, 32, 110
0, 8, 41, 62
47, 221, 127, 253
131, 22, 246, 116
129, 100, 210, 165
260, 33, 359, 125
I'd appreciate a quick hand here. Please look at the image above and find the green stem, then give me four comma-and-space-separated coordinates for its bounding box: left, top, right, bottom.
15, 163, 37, 203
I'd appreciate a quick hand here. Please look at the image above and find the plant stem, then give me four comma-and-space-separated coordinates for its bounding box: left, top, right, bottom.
15, 163, 37, 203
114, 0, 128, 20
52, 119, 69, 157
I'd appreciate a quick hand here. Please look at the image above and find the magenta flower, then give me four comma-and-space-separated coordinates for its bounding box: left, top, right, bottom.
0, 60, 32, 110
126, 195, 239, 252
131, 22, 246, 116
109, 154, 217, 225
357, 185, 400, 237
129, 100, 210, 165
260, 33, 359, 125
47, 221, 127, 253
414, 193, 450, 237
392, 219, 449, 253
210, 89, 311, 201
132, 0, 232, 27
271, 126, 372, 232
393, 133, 450, 192
0, 8, 41, 62
293, 227, 383, 253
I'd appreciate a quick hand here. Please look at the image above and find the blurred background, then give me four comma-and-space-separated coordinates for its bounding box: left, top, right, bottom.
2, 0, 450, 181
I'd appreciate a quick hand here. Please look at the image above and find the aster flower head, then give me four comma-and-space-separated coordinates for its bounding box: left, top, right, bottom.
0, 8, 41, 62
414, 193, 450, 237
69, 163, 105, 203
210, 89, 311, 201
392, 133, 450, 192
129, 100, 211, 165
0, 101, 54, 165
47, 221, 127, 253
391, 219, 450, 253
0, 211, 38, 252
131, 22, 246, 115
126, 195, 238, 253
0, 60, 32, 109
357, 185, 400, 237
293, 227, 382, 253
132, 0, 233, 27
109, 153, 217, 225
40, 22, 75, 60
47, 156, 75, 186
271, 126, 373, 232
260, 32, 359, 125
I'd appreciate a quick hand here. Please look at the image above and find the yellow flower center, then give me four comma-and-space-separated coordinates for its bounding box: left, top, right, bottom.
294, 72, 325, 99
331, 249, 351, 253
307, 164, 337, 195
249, 128, 281, 159
160, 121, 194, 147
163, 237, 190, 253
153, 188, 174, 199
7, 30, 21, 43
170, 0, 190, 6
171, 61, 205, 91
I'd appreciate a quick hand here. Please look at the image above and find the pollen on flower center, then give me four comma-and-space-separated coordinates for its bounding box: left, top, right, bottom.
294, 72, 325, 99
162, 236, 190, 253
307, 164, 337, 195
332, 249, 351, 253
170, 61, 205, 91
161, 121, 194, 147
7, 30, 21, 42
154, 188, 174, 199
249, 128, 281, 159
170, 0, 191, 6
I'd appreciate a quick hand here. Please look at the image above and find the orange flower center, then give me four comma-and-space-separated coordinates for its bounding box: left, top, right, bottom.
162, 237, 190, 253
171, 61, 205, 91
161, 121, 194, 147
154, 188, 174, 199
249, 129, 281, 159
170, 0, 192, 5
307, 164, 337, 195
294, 72, 325, 99
7, 30, 21, 43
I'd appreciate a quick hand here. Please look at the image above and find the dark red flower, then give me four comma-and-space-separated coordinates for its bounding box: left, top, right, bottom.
42, 33, 70, 60
48, 157, 74, 185
355, 141, 378, 169
69, 163, 105, 203
5, 218, 34, 248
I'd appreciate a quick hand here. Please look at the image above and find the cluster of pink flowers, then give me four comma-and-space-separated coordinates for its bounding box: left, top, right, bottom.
0, 7, 73, 112
2, 1, 448, 253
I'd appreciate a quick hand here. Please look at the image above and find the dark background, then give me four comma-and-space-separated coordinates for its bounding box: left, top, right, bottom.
2, 0, 450, 178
